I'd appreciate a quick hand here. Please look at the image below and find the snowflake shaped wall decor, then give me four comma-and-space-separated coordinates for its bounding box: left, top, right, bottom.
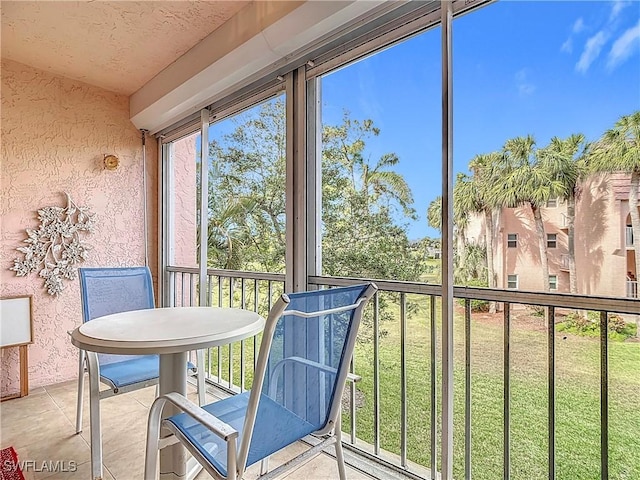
11, 192, 95, 296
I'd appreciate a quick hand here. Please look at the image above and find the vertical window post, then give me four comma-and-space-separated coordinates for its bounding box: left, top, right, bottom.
441, 1, 455, 478
198, 109, 210, 307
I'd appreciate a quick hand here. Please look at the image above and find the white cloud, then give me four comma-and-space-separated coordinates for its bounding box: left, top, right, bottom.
607, 21, 640, 70
561, 38, 573, 53
573, 17, 585, 34
609, 0, 630, 22
515, 69, 536, 96
576, 31, 609, 73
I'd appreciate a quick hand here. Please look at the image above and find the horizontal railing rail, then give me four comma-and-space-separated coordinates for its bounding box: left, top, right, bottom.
308, 275, 640, 315
166, 266, 639, 480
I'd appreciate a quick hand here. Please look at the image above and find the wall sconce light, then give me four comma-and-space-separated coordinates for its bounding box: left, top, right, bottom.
103, 154, 119, 171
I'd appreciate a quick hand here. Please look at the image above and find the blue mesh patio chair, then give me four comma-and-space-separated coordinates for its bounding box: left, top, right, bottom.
145, 283, 377, 480
75, 267, 206, 480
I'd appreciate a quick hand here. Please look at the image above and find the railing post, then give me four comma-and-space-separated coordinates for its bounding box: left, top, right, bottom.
600, 311, 609, 480
548, 306, 555, 480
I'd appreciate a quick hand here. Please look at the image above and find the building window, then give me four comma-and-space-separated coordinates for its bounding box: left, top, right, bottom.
549, 275, 558, 290
507, 274, 518, 289
547, 233, 557, 248
507, 233, 518, 248
546, 198, 558, 208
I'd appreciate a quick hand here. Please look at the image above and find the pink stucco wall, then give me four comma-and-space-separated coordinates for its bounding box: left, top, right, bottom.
1, 59, 158, 395
465, 174, 634, 297
171, 134, 198, 268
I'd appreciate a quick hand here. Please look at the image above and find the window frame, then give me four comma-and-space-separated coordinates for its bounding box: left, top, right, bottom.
507, 274, 518, 289
546, 198, 558, 208
549, 275, 558, 290
507, 233, 518, 248
547, 233, 557, 249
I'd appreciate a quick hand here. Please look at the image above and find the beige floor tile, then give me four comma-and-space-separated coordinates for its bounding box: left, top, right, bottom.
1, 409, 75, 450
16, 435, 91, 480
79, 408, 149, 455
102, 440, 146, 479
62, 389, 150, 432
43, 379, 79, 394
0, 390, 59, 423
128, 385, 158, 408
281, 452, 373, 480
42, 460, 115, 480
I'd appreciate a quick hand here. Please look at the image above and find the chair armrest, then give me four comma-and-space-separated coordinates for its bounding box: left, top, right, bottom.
158, 392, 238, 441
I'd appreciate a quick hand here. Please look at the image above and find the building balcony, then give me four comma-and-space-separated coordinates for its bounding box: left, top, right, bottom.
560, 213, 569, 231
1, 266, 638, 480
559, 254, 570, 271
626, 226, 634, 248
628, 280, 638, 299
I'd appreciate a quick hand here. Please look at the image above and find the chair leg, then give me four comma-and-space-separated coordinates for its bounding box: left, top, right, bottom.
145, 397, 167, 480
86, 352, 103, 480
196, 349, 206, 406
334, 414, 347, 480
76, 350, 85, 434
260, 457, 269, 475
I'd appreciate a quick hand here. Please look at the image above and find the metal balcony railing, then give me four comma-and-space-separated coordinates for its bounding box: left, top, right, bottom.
165, 265, 639, 480
626, 226, 634, 247
627, 280, 638, 299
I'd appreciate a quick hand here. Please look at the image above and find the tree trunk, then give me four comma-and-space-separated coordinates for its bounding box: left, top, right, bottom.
629, 170, 640, 337
532, 204, 551, 291
484, 208, 497, 313
630, 170, 640, 282
567, 193, 577, 294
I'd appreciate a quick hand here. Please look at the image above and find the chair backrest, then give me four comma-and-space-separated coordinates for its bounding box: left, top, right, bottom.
78, 267, 155, 364
238, 283, 377, 471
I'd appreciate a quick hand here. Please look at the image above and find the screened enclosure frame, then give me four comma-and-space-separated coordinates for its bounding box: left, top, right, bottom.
156, 2, 494, 479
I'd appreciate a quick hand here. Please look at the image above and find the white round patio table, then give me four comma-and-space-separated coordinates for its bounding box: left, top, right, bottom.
71, 306, 265, 480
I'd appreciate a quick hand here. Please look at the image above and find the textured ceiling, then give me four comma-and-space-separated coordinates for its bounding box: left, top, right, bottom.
1, 1, 250, 95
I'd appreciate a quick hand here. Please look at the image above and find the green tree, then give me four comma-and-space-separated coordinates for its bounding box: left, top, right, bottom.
208, 102, 420, 283
538, 134, 589, 293
208, 98, 287, 273
321, 115, 420, 281
589, 111, 640, 284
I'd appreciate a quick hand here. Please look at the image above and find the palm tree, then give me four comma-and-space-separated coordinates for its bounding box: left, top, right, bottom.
538, 134, 589, 293
359, 153, 414, 217
589, 111, 640, 283
427, 196, 442, 232
458, 153, 503, 311
206, 197, 256, 269
490, 136, 563, 292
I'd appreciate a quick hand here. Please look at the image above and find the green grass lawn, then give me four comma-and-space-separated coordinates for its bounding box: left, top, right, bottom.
206, 288, 639, 479
347, 295, 640, 479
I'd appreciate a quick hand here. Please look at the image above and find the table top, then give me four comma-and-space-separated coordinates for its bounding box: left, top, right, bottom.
71, 306, 265, 355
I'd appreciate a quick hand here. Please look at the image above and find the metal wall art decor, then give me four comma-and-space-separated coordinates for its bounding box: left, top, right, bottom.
11, 193, 95, 296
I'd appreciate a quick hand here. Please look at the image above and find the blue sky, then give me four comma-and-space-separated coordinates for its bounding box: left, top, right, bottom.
321, 0, 640, 240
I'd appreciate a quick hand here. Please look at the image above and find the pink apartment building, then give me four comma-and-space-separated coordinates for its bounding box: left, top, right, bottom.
464, 173, 638, 298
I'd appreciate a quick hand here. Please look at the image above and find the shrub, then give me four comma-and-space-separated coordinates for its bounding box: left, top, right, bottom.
457, 278, 490, 312
556, 311, 637, 341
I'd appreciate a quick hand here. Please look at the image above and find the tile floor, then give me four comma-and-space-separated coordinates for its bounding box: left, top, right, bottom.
0, 380, 375, 480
